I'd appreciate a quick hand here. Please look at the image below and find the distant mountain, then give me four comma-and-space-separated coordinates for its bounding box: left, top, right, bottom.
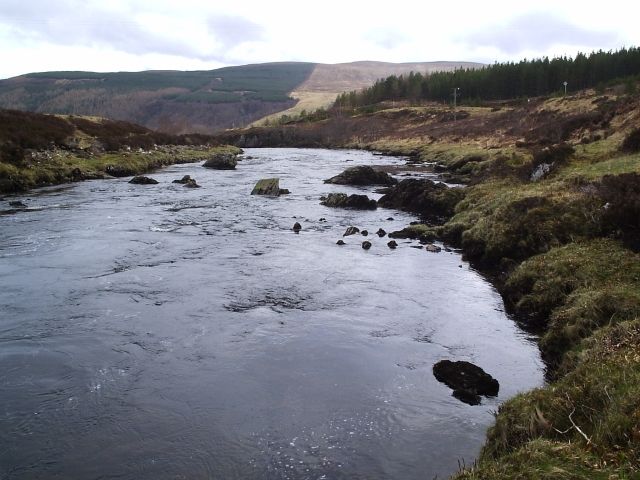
0, 61, 483, 134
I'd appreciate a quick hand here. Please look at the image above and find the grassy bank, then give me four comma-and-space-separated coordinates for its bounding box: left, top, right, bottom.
0, 109, 241, 194
0, 145, 242, 194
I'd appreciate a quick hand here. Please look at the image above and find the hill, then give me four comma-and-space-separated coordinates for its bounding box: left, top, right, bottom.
0, 61, 481, 134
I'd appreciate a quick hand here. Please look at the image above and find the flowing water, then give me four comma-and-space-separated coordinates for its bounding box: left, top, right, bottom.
0, 148, 543, 480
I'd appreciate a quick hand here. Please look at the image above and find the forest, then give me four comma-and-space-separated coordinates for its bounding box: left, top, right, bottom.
335, 48, 640, 108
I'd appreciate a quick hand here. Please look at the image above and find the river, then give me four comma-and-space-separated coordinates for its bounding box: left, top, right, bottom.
0, 148, 543, 479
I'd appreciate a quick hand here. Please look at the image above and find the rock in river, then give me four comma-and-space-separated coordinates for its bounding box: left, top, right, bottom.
293, 222, 302, 232
378, 179, 464, 223
433, 360, 499, 405
320, 193, 377, 210
336, 239, 346, 245
129, 176, 158, 185
324, 165, 397, 186
387, 240, 398, 249
343, 226, 360, 236
203, 153, 237, 170
173, 175, 201, 188
251, 178, 288, 196
362, 241, 372, 250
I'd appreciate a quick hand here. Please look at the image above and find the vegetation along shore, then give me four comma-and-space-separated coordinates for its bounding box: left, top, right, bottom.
216, 51, 640, 478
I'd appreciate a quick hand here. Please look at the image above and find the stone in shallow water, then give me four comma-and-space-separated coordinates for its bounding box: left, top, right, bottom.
433, 360, 499, 402
343, 226, 360, 236
324, 165, 397, 186
203, 153, 237, 170
251, 178, 285, 196
320, 193, 377, 210
129, 176, 158, 185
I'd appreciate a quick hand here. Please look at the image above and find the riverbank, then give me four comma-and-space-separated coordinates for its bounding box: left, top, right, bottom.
0, 109, 242, 195
217, 90, 640, 477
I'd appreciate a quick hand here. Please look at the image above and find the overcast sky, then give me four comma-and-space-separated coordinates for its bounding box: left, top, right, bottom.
0, 0, 636, 79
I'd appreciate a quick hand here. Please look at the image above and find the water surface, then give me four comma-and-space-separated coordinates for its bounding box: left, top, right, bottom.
0, 148, 543, 479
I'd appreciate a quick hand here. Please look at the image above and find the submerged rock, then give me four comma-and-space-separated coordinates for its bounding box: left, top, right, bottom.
173, 175, 192, 184
362, 240, 372, 250
433, 360, 499, 404
343, 226, 360, 236
129, 176, 158, 185
251, 178, 288, 196
324, 165, 397, 186
203, 153, 237, 170
320, 193, 377, 210
336, 239, 346, 245
9, 200, 27, 208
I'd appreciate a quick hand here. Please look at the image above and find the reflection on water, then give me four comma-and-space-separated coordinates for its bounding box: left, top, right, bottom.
0, 148, 543, 479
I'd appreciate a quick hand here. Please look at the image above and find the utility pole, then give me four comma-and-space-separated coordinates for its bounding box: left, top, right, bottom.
452, 87, 461, 121
563, 81, 568, 96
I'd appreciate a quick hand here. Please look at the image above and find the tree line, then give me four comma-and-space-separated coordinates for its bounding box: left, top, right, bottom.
334, 48, 640, 108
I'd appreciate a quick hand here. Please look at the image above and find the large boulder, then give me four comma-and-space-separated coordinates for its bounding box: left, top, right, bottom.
203, 153, 237, 170
433, 360, 499, 405
251, 178, 287, 196
378, 179, 464, 223
128, 176, 158, 185
324, 166, 397, 186
320, 193, 377, 210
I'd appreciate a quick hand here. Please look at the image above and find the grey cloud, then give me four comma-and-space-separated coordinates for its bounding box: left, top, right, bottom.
461, 12, 620, 54
0, 0, 210, 59
207, 15, 265, 49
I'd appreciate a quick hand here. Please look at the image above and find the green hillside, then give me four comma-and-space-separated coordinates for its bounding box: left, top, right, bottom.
0, 63, 316, 133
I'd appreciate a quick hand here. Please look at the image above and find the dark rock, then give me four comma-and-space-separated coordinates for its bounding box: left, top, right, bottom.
378, 179, 465, 223
410, 245, 423, 249
425, 244, 442, 253
319, 217, 327, 222
105, 165, 137, 177
184, 179, 201, 188
386, 217, 394, 221
343, 226, 360, 236
387, 240, 398, 249
129, 176, 158, 185
173, 175, 193, 184
376, 228, 386, 237
320, 193, 377, 210
452, 389, 482, 406
362, 241, 372, 250
336, 239, 346, 245
433, 360, 499, 398
361, 230, 369, 236
293, 222, 302, 232
71, 168, 83, 180
251, 178, 284, 196
9, 200, 27, 208
279, 188, 290, 195
324, 165, 397, 186
203, 153, 237, 170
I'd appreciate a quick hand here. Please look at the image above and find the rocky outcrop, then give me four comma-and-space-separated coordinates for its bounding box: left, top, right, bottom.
203, 153, 238, 170
320, 193, 377, 210
251, 178, 288, 196
128, 176, 158, 185
433, 360, 499, 405
378, 179, 464, 223
324, 165, 397, 186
